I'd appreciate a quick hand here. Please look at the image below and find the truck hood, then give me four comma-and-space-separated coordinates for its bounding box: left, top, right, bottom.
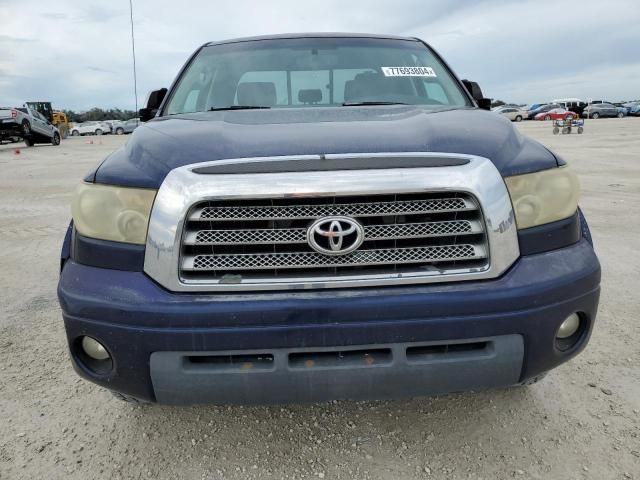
92, 106, 560, 188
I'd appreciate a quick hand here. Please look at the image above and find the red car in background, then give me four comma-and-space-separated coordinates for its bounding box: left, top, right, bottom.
534, 108, 576, 121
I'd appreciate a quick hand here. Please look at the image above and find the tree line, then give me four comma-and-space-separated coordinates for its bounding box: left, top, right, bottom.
62, 108, 138, 123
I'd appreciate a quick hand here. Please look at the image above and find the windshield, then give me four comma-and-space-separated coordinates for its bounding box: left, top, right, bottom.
164, 37, 471, 115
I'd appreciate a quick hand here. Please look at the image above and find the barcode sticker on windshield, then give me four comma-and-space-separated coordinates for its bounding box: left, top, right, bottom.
382, 67, 437, 77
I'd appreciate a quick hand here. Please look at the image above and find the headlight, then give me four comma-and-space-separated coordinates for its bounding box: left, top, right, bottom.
504, 166, 580, 229
72, 183, 157, 244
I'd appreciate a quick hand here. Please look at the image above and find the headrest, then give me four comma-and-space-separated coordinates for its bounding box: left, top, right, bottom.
344, 72, 386, 102
237, 82, 277, 107
344, 80, 357, 102
344, 72, 413, 102
298, 89, 323, 104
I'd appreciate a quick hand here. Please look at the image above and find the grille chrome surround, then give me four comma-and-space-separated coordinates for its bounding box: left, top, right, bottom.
144, 152, 520, 292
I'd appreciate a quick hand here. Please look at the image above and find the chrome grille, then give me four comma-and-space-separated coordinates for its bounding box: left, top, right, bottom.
192, 197, 472, 221
185, 220, 481, 246
186, 245, 482, 271
180, 192, 489, 283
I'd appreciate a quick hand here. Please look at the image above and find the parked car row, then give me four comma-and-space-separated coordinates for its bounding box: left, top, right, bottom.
493, 98, 640, 122
69, 119, 140, 136
547, 98, 638, 119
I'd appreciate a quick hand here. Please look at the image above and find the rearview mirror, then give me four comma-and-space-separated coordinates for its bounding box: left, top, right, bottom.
461, 79, 491, 111
139, 88, 167, 122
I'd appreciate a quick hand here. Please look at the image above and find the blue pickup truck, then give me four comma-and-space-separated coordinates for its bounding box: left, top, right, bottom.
57, 33, 601, 405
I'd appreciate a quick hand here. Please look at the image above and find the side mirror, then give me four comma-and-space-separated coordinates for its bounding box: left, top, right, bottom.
461, 79, 491, 110
139, 88, 167, 122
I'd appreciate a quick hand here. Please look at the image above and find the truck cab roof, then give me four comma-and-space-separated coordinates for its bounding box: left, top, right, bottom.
205, 32, 419, 47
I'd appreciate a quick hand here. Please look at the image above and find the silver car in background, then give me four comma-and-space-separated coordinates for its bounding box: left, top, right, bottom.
112, 118, 140, 135
584, 102, 623, 119
494, 106, 527, 122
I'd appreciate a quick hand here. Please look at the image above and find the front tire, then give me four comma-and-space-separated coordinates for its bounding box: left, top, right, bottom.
95, 129, 103, 136
115, 127, 124, 135
51, 132, 61, 146
617, 112, 624, 118
544, 115, 551, 120
515, 115, 522, 122
71, 130, 80, 136
591, 112, 600, 119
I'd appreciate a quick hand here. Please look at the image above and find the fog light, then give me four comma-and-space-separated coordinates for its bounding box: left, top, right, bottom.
81, 336, 110, 360
556, 313, 581, 339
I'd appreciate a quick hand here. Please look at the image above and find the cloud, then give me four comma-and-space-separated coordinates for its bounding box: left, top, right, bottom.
74, 4, 126, 23
39, 12, 68, 20
86, 66, 117, 74
0, 0, 639, 110
410, 0, 640, 102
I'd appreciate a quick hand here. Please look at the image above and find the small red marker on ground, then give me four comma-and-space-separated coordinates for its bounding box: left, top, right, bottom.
14, 148, 21, 155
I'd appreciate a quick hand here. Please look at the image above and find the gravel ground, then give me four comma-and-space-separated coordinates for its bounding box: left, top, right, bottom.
1, 119, 639, 480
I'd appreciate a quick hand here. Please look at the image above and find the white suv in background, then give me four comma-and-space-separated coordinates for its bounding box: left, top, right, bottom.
70, 121, 112, 136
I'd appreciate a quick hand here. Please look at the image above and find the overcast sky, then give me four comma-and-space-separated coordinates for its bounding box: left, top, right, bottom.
1, 0, 639, 111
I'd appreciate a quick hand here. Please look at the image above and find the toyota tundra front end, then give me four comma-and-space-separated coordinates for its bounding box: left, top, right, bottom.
57, 34, 600, 404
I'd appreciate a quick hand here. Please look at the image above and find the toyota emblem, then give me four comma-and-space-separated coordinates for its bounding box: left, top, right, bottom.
307, 216, 365, 255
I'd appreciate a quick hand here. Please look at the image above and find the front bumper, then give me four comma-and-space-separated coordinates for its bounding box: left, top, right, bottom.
58, 239, 600, 404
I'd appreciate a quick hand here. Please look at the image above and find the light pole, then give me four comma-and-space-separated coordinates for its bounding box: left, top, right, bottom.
129, 0, 139, 115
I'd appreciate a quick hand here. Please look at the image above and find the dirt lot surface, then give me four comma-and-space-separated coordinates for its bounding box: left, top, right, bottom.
1, 119, 639, 480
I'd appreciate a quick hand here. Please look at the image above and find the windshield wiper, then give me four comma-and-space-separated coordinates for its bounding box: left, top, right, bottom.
342, 101, 408, 107
209, 105, 271, 111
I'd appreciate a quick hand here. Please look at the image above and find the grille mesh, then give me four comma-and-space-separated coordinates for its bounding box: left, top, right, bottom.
187, 245, 480, 271
193, 197, 471, 221
188, 220, 477, 245
194, 228, 305, 245
365, 220, 475, 240
180, 192, 488, 284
